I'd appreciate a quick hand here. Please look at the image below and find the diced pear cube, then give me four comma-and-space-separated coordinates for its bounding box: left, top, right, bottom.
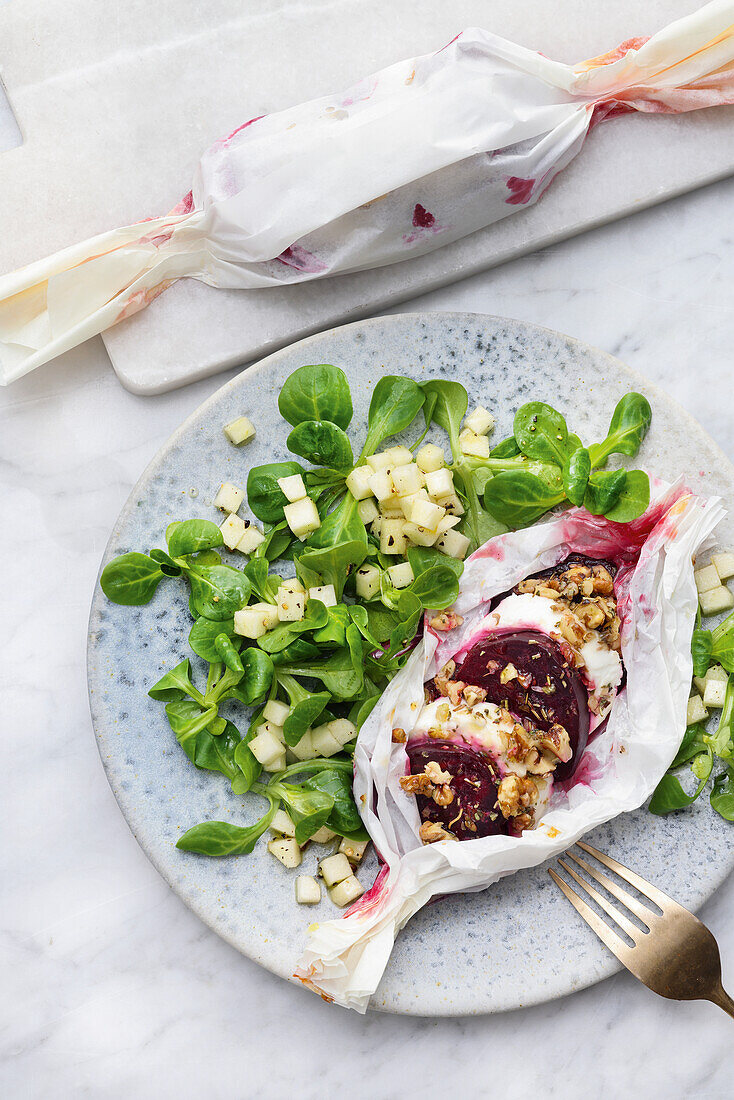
269, 809, 296, 837
370, 516, 382, 538
380, 518, 408, 556
339, 838, 369, 864
391, 463, 423, 497
234, 602, 279, 639
700, 586, 734, 617
693, 675, 708, 695
459, 429, 490, 458
271, 751, 287, 772
424, 467, 454, 500
687, 694, 708, 726
311, 723, 343, 758
237, 523, 266, 555
386, 561, 414, 589
707, 664, 728, 683
346, 464, 374, 501
404, 521, 439, 547
250, 727, 287, 768
327, 719, 357, 746
380, 506, 404, 520
319, 853, 352, 887
357, 498, 379, 524
220, 513, 246, 549
295, 875, 321, 904
310, 826, 337, 844
277, 473, 307, 502
284, 496, 321, 540
356, 563, 381, 600
365, 450, 393, 471
280, 577, 305, 595
368, 468, 397, 504
214, 481, 244, 513
704, 679, 727, 708
695, 564, 721, 594
260, 720, 285, 744
277, 585, 305, 622
291, 731, 318, 761
308, 584, 337, 608
399, 489, 429, 518
407, 498, 445, 531
223, 416, 255, 446
267, 836, 302, 869
416, 444, 445, 473
384, 445, 413, 467
263, 699, 290, 726
436, 529, 471, 560
329, 875, 364, 907
436, 514, 461, 536
712, 552, 734, 582
464, 405, 495, 436
441, 493, 465, 516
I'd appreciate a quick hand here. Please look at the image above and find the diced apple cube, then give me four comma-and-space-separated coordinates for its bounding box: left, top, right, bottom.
707, 664, 728, 683
464, 405, 495, 436
436, 514, 461, 535
250, 727, 287, 768
441, 493, 465, 516
346, 465, 374, 501
214, 481, 244, 513
416, 444, 445, 473
404, 521, 439, 547
384, 445, 413, 467
327, 719, 357, 746
700, 586, 734, 617
311, 723, 343, 757
391, 462, 423, 497
695, 564, 721, 594
694, 675, 708, 695
424, 467, 454, 500
277, 473, 307, 502
310, 826, 337, 844
237, 523, 266, 555
223, 416, 255, 446
260, 720, 285, 744
370, 516, 382, 538
356, 563, 381, 600
284, 496, 321, 540
277, 585, 305, 622
407, 498, 445, 531
263, 699, 290, 726
380, 506, 404, 520
281, 577, 305, 595
387, 561, 414, 589
220, 513, 246, 549
291, 731, 318, 761
308, 584, 337, 608
319, 852, 352, 887
704, 679, 727, 708
712, 552, 734, 582
233, 602, 279, 639
365, 450, 393, 471
339, 838, 369, 864
459, 429, 490, 458
687, 694, 708, 726
267, 836, 302, 869
436, 529, 471, 560
329, 875, 364, 907
357, 498, 379, 524
269, 809, 296, 836
399, 489, 429, 518
368, 468, 397, 504
295, 875, 321, 904
380, 518, 408, 556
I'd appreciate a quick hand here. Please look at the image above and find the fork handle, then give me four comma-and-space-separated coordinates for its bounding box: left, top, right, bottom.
708, 983, 734, 1020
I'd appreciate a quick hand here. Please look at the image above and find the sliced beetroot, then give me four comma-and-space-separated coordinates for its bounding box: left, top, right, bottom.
406, 740, 508, 840
453, 630, 589, 781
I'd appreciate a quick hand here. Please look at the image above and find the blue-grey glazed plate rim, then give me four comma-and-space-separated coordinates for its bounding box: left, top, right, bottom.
88, 312, 734, 1017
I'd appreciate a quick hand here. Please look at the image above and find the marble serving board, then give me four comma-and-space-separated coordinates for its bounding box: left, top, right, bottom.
1, 0, 733, 394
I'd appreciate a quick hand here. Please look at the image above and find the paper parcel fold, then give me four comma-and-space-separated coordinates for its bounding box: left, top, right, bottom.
2, 0, 734, 384
294, 483, 724, 1012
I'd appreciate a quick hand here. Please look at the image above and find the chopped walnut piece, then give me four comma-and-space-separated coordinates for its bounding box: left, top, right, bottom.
391, 727, 406, 743
434, 659, 456, 696
559, 613, 586, 645
525, 751, 556, 777
399, 772, 434, 796
536, 723, 572, 763
419, 821, 455, 843
462, 685, 487, 707
591, 564, 614, 595
429, 611, 464, 632
506, 723, 532, 761
446, 680, 466, 707
499, 662, 518, 684
424, 761, 452, 785
432, 784, 455, 807
575, 600, 605, 629
513, 812, 535, 831
497, 775, 539, 818
435, 702, 451, 723
536, 585, 560, 600
516, 578, 539, 594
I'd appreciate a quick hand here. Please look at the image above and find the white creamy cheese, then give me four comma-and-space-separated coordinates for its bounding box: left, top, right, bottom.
409, 697, 513, 757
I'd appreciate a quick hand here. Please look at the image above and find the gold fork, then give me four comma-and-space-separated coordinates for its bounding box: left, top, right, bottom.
549, 840, 734, 1018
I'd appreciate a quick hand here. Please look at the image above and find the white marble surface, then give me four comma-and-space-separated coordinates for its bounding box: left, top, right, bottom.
2, 166, 734, 1095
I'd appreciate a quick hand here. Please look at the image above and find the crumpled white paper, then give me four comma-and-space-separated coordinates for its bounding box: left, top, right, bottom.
294, 482, 724, 1012
2, 0, 734, 384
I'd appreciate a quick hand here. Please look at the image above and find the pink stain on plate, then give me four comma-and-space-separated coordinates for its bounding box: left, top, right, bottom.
274, 244, 328, 274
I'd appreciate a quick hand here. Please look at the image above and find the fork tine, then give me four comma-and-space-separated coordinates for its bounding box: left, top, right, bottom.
566, 851, 656, 928
577, 841, 680, 912
557, 858, 643, 942
548, 868, 637, 969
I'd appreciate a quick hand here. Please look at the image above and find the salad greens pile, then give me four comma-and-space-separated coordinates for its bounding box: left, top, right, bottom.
100, 364, 654, 859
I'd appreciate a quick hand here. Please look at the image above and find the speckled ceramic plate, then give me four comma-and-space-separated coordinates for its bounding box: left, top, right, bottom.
88, 313, 734, 1016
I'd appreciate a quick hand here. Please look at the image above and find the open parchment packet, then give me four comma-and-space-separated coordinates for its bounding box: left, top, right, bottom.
294, 481, 725, 1012
2, 1, 734, 384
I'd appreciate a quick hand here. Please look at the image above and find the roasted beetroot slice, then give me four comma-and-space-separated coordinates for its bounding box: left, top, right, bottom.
406, 740, 508, 840
454, 630, 589, 781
